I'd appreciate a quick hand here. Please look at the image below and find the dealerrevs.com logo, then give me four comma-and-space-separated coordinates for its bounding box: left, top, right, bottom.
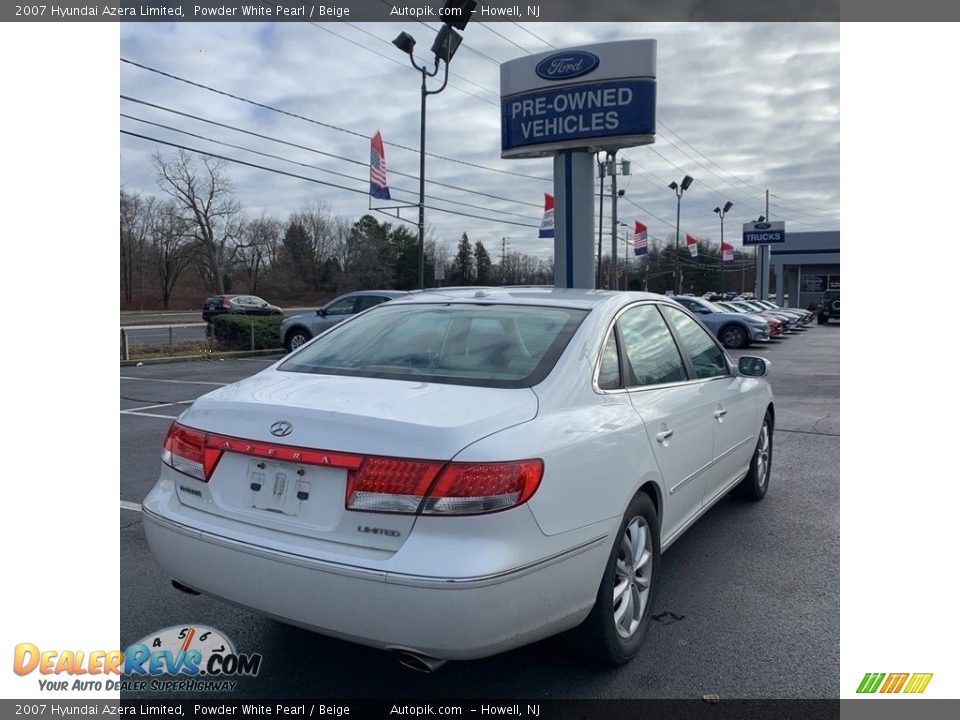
13, 625, 262, 693
857, 672, 933, 694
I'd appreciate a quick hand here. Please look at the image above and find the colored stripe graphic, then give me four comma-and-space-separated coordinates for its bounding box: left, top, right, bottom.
880, 673, 908, 693
856, 673, 885, 693
904, 673, 933, 694
857, 672, 932, 694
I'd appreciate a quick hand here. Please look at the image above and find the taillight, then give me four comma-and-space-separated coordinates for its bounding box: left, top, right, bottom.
161, 423, 223, 482
345, 458, 542, 515
345, 458, 445, 513
421, 460, 544, 515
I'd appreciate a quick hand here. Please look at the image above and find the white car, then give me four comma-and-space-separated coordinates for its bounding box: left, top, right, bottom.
143, 288, 774, 671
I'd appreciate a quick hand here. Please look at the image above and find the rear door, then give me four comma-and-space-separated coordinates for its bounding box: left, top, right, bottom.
660, 305, 758, 505
616, 304, 713, 539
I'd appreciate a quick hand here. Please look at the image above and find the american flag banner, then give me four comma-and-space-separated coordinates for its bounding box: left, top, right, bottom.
633, 221, 648, 256
369, 130, 391, 200
722, 242, 735, 265
539, 194, 554, 238
686, 233, 699, 258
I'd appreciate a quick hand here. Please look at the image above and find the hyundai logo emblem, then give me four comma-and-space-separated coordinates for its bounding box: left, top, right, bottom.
535, 51, 600, 81
270, 421, 293, 437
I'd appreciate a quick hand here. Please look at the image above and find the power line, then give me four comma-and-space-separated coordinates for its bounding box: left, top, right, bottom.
511, 23, 557, 49
121, 130, 540, 229
121, 95, 543, 209
121, 113, 540, 223
476, 22, 532, 54
120, 58, 551, 182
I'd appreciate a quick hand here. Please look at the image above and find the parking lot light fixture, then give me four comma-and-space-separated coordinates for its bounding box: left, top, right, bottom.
394, 25, 463, 290
714, 201, 733, 295
670, 175, 694, 294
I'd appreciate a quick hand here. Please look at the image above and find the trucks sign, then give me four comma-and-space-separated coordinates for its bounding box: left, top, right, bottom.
742, 221, 786, 246
500, 40, 657, 159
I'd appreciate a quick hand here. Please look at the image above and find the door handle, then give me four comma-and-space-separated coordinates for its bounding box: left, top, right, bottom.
656, 429, 674, 443
714, 408, 728, 420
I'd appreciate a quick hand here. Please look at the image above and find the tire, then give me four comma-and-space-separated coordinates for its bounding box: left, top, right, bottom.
818, 312, 828, 325
285, 328, 311, 352
736, 411, 773, 501
580, 492, 660, 665
719, 324, 748, 349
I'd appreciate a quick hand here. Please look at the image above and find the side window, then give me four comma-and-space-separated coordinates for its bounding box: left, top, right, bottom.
355, 295, 388, 312
617, 305, 687, 387
597, 330, 621, 390
324, 297, 357, 316
661, 306, 729, 379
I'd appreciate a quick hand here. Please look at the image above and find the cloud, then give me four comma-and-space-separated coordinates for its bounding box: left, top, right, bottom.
121, 21, 839, 259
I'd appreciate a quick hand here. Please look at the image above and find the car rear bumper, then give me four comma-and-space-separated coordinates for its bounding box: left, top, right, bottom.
142, 481, 610, 660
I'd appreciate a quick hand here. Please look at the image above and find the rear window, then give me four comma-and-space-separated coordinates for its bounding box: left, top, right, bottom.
279, 303, 588, 388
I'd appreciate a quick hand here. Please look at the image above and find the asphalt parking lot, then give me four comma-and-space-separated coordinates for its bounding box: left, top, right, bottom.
120, 324, 839, 699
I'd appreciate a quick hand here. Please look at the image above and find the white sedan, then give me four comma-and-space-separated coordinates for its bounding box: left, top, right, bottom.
143, 288, 774, 671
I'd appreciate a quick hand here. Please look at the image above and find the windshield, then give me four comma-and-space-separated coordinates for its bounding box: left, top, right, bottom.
279, 303, 588, 389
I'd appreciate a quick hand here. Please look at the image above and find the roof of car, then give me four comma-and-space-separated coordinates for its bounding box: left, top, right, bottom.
392, 286, 671, 310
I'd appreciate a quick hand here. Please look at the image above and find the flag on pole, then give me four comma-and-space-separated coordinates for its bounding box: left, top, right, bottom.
722, 242, 735, 265
633, 221, 648, 256
369, 131, 391, 200
686, 233, 699, 258
539, 194, 554, 238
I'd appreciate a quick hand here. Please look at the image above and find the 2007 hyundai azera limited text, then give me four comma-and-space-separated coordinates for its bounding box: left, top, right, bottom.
143, 288, 774, 671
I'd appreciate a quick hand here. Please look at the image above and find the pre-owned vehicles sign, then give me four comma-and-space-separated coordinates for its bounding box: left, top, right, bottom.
500, 40, 657, 158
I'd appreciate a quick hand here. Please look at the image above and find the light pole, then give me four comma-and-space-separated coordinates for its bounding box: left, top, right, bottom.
713, 200, 733, 296
669, 175, 694, 295
393, 20, 465, 290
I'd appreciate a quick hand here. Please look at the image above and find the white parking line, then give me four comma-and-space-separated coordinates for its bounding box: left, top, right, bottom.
122, 400, 194, 412
120, 410, 180, 419
121, 500, 142, 512
120, 376, 227, 386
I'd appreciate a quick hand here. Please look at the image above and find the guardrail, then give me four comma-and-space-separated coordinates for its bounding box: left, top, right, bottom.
120, 319, 283, 361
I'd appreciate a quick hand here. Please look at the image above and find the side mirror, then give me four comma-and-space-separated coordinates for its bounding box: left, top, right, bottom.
738, 356, 770, 377
316, 308, 328, 317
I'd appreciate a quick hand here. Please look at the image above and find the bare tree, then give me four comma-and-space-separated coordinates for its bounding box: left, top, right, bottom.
120, 189, 151, 305
153, 150, 244, 294
149, 201, 193, 309
292, 202, 340, 290
238, 214, 281, 293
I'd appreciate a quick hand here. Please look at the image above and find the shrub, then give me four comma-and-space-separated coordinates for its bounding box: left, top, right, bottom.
211, 315, 283, 351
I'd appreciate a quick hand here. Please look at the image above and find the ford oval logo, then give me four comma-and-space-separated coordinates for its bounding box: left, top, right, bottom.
535, 51, 600, 81
270, 421, 293, 437
754, 222, 772, 230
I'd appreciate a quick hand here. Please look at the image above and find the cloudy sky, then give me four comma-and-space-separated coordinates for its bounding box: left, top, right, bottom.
120, 22, 839, 260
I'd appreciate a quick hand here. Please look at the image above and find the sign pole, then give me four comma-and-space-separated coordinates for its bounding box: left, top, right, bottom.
554, 151, 595, 289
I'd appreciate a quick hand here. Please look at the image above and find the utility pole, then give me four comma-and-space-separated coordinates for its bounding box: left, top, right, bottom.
500, 237, 510, 285
609, 153, 618, 291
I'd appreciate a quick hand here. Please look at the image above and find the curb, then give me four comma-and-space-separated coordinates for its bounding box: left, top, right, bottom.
120, 349, 286, 367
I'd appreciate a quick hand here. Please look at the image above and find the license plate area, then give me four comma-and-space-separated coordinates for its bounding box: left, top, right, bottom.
248, 459, 315, 516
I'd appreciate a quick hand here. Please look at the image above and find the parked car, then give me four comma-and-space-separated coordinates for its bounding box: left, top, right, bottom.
722, 300, 802, 332
280, 290, 409, 351
143, 288, 774, 669
750, 300, 814, 325
669, 295, 770, 348
715, 302, 784, 339
202, 295, 283, 322
818, 290, 840, 324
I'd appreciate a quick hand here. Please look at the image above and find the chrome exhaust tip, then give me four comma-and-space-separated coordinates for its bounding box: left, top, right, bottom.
392, 650, 447, 674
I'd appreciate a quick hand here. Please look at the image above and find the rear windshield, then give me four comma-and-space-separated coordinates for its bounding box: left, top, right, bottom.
279, 303, 588, 388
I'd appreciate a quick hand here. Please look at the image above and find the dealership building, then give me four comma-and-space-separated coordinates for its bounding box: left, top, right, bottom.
769, 230, 840, 309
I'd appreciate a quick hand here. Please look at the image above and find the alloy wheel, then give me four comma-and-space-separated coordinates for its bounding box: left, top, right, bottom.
613, 516, 653, 639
